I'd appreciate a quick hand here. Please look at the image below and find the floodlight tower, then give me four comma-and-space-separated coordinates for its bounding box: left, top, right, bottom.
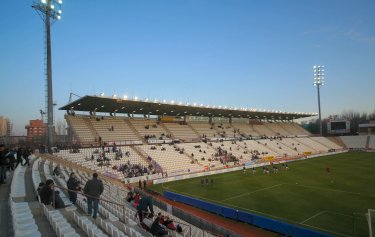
32, 0, 62, 147
313, 65, 325, 136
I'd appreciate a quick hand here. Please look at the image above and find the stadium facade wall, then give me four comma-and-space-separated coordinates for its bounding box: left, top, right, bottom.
164, 191, 332, 237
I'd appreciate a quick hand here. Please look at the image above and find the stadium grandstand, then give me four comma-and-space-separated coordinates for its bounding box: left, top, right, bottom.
56, 95, 338, 181
5, 94, 369, 237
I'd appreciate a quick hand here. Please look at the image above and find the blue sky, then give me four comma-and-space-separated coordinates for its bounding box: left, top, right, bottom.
1, 0, 374, 135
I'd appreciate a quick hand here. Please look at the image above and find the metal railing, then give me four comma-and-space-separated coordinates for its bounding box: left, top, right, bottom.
42, 153, 229, 237
49, 183, 192, 237
51, 184, 127, 220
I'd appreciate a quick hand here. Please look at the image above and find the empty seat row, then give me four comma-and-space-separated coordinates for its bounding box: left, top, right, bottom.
11, 164, 27, 198
11, 154, 37, 198
95, 216, 128, 237
42, 204, 80, 237
10, 201, 41, 237
72, 211, 108, 237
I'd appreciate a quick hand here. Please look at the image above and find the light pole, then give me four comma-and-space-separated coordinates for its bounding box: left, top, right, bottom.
313, 65, 325, 136
32, 0, 62, 148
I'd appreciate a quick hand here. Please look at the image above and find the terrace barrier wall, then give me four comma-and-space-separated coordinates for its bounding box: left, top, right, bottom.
164, 191, 332, 237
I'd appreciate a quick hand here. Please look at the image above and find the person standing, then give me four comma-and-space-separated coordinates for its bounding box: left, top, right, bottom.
67, 172, 80, 204
83, 173, 104, 219
15, 148, 23, 168
0, 145, 7, 184
23, 149, 30, 167
5, 149, 15, 171
137, 193, 154, 222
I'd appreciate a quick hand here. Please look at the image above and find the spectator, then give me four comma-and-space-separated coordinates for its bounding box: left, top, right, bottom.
16, 148, 23, 168
167, 219, 176, 230
133, 191, 140, 208
83, 173, 104, 219
36, 182, 45, 201
67, 172, 81, 204
6, 150, 15, 171
126, 191, 134, 203
176, 224, 183, 233
150, 217, 168, 237
159, 215, 165, 225
0, 145, 7, 184
163, 216, 172, 226
22, 150, 31, 167
137, 193, 154, 222
40, 179, 54, 205
53, 165, 61, 176
39, 179, 65, 209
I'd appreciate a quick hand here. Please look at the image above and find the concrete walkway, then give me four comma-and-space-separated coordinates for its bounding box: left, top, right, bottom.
25, 159, 57, 237
0, 170, 12, 237
0, 160, 58, 237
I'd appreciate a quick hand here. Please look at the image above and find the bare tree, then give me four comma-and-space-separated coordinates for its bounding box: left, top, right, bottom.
303, 108, 375, 135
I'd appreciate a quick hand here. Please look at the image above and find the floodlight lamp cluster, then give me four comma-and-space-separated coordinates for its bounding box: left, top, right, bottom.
313, 65, 325, 86
35, 0, 63, 20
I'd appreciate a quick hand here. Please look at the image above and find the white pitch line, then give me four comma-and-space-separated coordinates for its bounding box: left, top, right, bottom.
300, 211, 326, 224
221, 183, 286, 202
168, 187, 299, 223
325, 211, 353, 218
168, 188, 351, 237
300, 223, 352, 237
287, 183, 375, 198
164, 170, 263, 189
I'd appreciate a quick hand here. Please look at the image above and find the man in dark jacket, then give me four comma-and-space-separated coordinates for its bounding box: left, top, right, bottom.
150, 217, 168, 237
0, 145, 7, 184
83, 173, 104, 219
5, 149, 15, 171
15, 148, 23, 168
39, 179, 65, 209
67, 172, 80, 204
40, 179, 54, 205
22, 149, 31, 167
137, 193, 154, 222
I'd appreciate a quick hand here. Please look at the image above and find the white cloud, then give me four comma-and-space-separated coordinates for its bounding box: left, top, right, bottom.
345, 30, 375, 45
303, 27, 375, 46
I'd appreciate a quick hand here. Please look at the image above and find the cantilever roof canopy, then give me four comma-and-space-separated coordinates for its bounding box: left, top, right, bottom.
59, 95, 316, 120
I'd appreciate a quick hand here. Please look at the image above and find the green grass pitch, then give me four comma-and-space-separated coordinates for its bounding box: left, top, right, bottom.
151, 152, 375, 237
